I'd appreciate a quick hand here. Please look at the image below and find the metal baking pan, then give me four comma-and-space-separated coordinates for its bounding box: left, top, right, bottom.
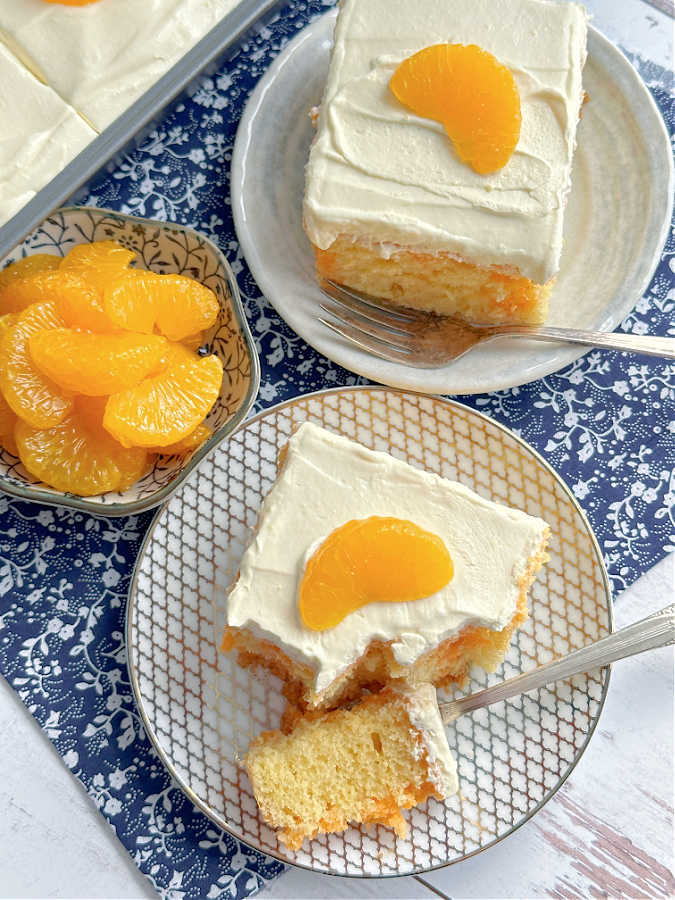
0, 0, 285, 260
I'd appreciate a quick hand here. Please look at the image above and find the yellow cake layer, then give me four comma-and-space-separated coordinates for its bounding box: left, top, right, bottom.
245, 686, 446, 850
314, 236, 552, 325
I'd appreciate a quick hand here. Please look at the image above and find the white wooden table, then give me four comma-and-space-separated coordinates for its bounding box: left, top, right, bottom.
0, 0, 673, 896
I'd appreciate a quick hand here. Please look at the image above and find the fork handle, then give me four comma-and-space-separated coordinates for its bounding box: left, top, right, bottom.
438, 605, 675, 724
491, 326, 675, 359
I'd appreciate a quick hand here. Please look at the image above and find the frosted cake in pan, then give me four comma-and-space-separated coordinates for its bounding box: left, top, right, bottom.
0, 0, 241, 226
0, 41, 96, 225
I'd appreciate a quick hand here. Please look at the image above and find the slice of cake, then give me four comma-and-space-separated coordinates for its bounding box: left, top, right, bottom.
245, 682, 458, 850
222, 422, 550, 711
303, 0, 588, 324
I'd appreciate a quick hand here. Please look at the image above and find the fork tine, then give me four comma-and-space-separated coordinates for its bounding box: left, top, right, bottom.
321, 279, 419, 325
320, 290, 411, 336
319, 300, 414, 349
318, 316, 415, 365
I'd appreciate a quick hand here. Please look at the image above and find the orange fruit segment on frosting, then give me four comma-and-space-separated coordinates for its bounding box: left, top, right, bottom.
390, 43, 522, 175
299, 516, 454, 631
42, 1, 103, 5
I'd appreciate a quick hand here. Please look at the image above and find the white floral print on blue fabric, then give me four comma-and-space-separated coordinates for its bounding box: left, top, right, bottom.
0, 2, 672, 898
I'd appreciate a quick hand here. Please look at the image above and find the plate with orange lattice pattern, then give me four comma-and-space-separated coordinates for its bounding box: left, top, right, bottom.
126, 387, 613, 877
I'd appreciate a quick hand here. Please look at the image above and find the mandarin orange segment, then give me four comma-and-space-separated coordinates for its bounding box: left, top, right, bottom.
0, 301, 73, 428
43, 1, 103, 5
74, 395, 109, 433
103, 354, 223, 448
390, 43, 522, 175
1, 430, 18, 458
1, 270, 65, 316
15, 412, 149, 496
182, 330, 207, 352
0, 391, 16, 436
103, 271, 160, 333
52, 271, 118, 331
74, 395, 154, 490
29, 329, 168, 396
104, 272, 219, 341
0, 255, 60, 292
146, 341, 198, 379
153, 275, 219, 341
60, 241, 137, 295
153, 422, 212, 455
299, 516, 454, 631
0, 314, 14, 340
0, 269, 105, 321
157, 341, 199, 369
0, 317, 14, 437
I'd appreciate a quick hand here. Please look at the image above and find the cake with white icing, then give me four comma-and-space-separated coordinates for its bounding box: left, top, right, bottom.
303, 0, 588, 324
222, 422, 550, 711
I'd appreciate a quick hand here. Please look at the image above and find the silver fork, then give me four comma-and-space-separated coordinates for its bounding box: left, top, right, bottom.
438, 605, 674, 725
319, 280, 675, 368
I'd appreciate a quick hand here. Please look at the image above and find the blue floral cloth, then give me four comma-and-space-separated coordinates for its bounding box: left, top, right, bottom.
0, 2, 672, 898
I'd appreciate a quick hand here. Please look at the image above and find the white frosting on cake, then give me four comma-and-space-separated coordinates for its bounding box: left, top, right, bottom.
398, 683, 458, 798
227, 422, 549, 698
0, 0, 239, 132
0, 42, 97, 226
303, 0, 588, 284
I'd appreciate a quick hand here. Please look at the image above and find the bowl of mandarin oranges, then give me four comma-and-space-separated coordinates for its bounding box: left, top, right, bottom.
0, 207, 259, 514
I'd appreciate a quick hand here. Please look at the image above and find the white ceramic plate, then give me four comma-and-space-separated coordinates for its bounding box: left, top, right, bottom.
231, 10, 673, 395
127, 387, 612, 877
